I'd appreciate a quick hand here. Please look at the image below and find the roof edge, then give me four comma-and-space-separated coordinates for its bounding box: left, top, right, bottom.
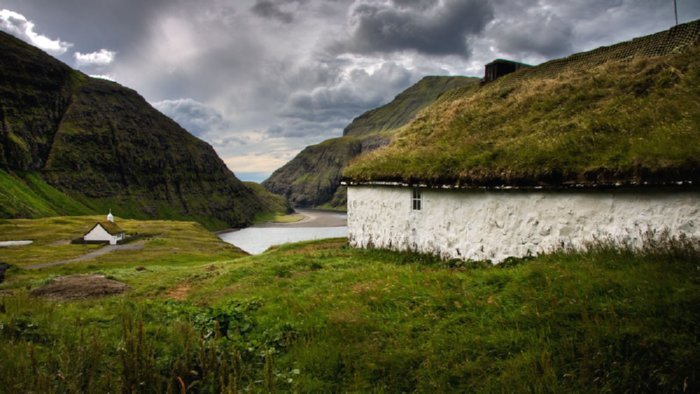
341, 180, 697, 191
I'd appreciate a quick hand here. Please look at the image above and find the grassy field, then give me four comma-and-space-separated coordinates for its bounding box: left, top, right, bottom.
0, 218, 698, 392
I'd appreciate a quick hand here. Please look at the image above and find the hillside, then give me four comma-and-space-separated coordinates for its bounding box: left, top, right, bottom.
1, 218, 698, 391
263, 76, 479, 208
243, 181, 293, 220
0, 169, 93, 218
345, 21, 700, 187
0, 31, 274, 229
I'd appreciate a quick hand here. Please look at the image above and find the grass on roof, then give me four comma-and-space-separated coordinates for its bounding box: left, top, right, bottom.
344, 45, 700, 187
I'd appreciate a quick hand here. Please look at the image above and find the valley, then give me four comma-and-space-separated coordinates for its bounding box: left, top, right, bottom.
0, 8, 698, 393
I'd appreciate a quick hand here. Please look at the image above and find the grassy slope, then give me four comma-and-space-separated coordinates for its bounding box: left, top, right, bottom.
342, 76, 480, 137
0, 169, 94, 218
243, 182, 292, 223
345, 32, 700, 187
0, 219, 698, 392
262, 77, 479, 208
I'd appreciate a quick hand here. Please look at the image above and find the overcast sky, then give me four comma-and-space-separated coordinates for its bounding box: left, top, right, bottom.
1, 0, 698, 182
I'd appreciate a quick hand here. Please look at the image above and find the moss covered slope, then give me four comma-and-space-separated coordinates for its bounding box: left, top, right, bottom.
345, 21, 700, 187
263, 76, 479, 208
0, 169, 93, 218
0, 31, 270, 229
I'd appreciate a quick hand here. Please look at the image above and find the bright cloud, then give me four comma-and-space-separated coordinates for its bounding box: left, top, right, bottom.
89, 74, 115, 81
224, 154, 290, 173
75, 49, 116, 66
153, 98, 231, 137
0, 9, 72, 55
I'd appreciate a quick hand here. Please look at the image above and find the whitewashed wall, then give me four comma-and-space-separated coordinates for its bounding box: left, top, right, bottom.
347, 186, 700, 263
84, 225, 121, 245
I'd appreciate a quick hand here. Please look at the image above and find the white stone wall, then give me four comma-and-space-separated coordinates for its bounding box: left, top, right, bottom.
347, 186, 700, 263
84, 225, 119, 245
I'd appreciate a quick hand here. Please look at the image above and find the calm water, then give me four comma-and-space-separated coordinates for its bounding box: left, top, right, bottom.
0, 240, 33, 247
218, 226, 347, 254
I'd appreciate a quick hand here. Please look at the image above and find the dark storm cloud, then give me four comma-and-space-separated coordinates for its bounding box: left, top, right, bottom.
542, 0, 624, 19
282, 62, 414, 125
0, 0, 170, 58
266, 117, 349, 139
335, 0, 494, 58
491, 11, 574, 58
153, 98, 231, 137
251, 0, 295, 23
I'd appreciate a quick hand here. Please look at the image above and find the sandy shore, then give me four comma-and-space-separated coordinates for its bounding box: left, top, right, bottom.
254, 209, 347, 228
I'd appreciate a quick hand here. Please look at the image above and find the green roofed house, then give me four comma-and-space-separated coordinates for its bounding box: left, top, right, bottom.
83, 211, 126, 245
343, 21, 700, 263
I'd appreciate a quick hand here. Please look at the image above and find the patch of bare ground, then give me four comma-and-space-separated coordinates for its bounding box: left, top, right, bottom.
167, 283, 191, 300
30, 275, 129, 300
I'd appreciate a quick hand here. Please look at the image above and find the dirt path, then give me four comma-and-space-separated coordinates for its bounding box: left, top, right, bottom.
26, 242, 145, 270
31, 274, 130, 300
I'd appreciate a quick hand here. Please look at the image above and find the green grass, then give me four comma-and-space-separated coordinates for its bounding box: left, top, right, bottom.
345, 43, 700, 187
271, 214, 304, 223
0, 216, 245, 269
0, 170, 94, 218
342, 76, 480, 137
252, 212, 304, 225
0, 218, 698, 392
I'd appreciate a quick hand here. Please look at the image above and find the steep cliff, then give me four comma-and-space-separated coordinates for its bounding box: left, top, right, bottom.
263, 76, 479, 208
0, 30, 270, 229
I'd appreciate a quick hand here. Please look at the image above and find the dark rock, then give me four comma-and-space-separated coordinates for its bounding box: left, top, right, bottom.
0, 263, 11, 284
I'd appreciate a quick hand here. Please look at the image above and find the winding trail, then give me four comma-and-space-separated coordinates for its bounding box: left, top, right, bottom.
26, 242, 145, 270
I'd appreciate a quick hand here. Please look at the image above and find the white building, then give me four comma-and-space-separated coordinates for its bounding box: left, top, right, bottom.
346, 185, 699, 263
344, 23, 700, 264
83, 211, 125, 245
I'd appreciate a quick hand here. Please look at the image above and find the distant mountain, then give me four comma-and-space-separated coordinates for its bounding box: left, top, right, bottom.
344, 20, 700, 187
0, 30, 279, 229
263, 76, 479, 208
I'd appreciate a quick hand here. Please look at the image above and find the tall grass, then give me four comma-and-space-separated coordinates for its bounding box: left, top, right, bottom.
0, 298, 280, 393
1, 237, 698, 392
557, 229, 700, 264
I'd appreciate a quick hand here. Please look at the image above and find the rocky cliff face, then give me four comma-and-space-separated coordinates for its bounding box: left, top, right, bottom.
263, 76, 479, 208
0, 31, 268, 229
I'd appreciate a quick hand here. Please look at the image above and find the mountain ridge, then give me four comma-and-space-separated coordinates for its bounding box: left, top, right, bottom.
263, 75, 480, 208
0, 30, 279, 229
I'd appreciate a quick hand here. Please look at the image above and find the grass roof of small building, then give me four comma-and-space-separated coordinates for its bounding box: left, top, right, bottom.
96, 221, 124, 235
343, 20, 700, 188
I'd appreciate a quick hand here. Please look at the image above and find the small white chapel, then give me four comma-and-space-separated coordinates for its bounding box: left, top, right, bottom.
83, 211, 126, 245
